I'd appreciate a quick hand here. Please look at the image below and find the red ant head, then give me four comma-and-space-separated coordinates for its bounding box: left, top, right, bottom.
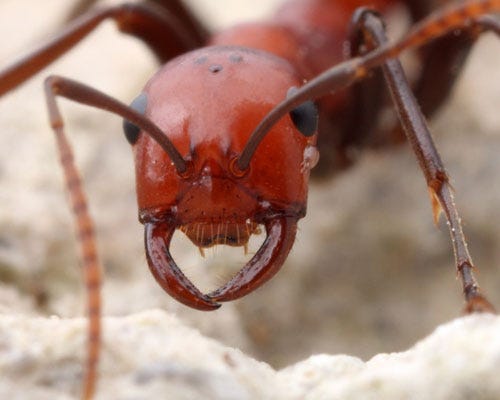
125, 47, 318, 310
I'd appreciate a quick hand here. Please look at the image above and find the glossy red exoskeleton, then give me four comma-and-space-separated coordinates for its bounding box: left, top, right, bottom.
1, 0, 499, 398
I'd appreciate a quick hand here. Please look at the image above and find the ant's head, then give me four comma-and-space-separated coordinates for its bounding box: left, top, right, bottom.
123, 47, 318, 310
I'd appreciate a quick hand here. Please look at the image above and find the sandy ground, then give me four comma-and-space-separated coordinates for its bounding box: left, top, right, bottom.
0, 0, 499, 386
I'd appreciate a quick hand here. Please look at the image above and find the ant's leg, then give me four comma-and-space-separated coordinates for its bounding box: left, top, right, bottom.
338, 0, 437, 154
395, 1, 487, 118
64, 0, 208, 49
245, 1, 500, 309
334, 9, 386, 166
384, 13, 500, 145
353, 9, 495, 313
339, 0, 471, 156
373, 8, 500, 145
0, 2, 202, 97
351, 1, 499, 148
403, 0, 475, 117
146, 0, 208, 46
412, 31, 475, 118
413, 14, 499, 118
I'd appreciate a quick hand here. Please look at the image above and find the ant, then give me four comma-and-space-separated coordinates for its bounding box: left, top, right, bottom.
0, 0, 499, 398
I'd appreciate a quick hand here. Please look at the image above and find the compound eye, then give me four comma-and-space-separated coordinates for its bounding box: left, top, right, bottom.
123, 93, 148, 145
287, 87, 318, 137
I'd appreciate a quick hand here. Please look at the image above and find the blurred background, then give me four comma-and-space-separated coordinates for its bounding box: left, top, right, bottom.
0, 0, 499, 370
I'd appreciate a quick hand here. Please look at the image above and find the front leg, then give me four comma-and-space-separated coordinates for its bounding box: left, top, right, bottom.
0, 2, 204, 97
350, 8, 495, 313
64, 0, 208, 48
